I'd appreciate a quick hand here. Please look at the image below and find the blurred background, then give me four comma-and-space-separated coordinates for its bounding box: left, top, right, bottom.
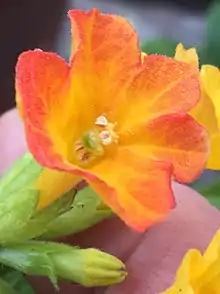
1, 0, 219, 115
0, 0, 220, 193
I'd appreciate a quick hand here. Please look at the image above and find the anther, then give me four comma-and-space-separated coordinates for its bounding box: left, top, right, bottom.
95, 115, 108, 127
99, 130, 112, 146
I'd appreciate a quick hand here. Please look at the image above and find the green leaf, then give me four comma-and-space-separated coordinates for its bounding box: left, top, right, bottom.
0, 152, 78, 242
204, 2, 220, 66
0, 190, 39, 244
0, 153, 43, 243
198, 181, 220, 209
15, 188, 76, 241
40, 186, 112, 239
141, 38, 178, 56
0, 278, 16, 294
0, 267, 34, 294
0, 153, 42, 199
0, 243, 58, 289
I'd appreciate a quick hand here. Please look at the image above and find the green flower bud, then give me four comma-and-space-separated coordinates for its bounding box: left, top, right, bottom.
52, 248, 126, 287
0, 241, 126, 288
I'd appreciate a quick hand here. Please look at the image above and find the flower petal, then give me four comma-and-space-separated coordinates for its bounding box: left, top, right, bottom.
190, 88, 219, 136
121, 113, 209, 183
35, 168, 80, 209
163, 230, 220, 294
204, 230, 220, 262
115, 55, 201, 133
176, 249, 203, 282
196, 230, 220, 293
15, 50, 72, 168
174, 46, 220, 135
174, 43, 199, 68
163, 250, 203, 294
68, 9, 141, 114
83, 147, 175, 231
207, 133, 220, 170
190, 65, 220, 170
200, 65, 220, 130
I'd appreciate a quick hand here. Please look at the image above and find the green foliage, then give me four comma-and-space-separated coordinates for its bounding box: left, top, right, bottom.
0, 189, 39, 244
140, 1, 220, 67
40, 186, 112, 239
141, 38, 178, 56
0, 278, 16, 294
198, 181, 220, 209
0, 153, 42, 199
0, 266, 34, 294
0, 152, 78, 243
202, 2, 220, 66
14, 188, 76, 241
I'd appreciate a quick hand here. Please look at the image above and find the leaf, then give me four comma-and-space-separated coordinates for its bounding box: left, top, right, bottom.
0, 266, 34, 294
141, 38, 178, 56
15, 188, 76, 241
0, 152, 77, 242
0, 190, 39, 244
40, 186, 112, 239
204, 2, 220, 66
0, 153, 42, 199
198, 180, 220, 209
0, 243, 58, 289
0, 278, 16, 294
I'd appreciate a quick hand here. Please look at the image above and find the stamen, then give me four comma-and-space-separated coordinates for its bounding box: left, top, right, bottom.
75, 141, 84, 152
81, 152, 92, 163
75, 115, 118, 165
99, 130, 112, 145
95, 115, 108, 127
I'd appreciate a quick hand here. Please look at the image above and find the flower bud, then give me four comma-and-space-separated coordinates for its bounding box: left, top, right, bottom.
0, 241, 126, 287
51, 248, 127, 287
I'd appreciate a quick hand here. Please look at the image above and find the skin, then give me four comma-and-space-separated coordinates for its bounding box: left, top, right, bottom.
1, 109, 220, 294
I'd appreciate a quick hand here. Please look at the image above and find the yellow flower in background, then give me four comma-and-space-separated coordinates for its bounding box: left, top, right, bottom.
175, 43, 220, 170
162, 230, 220, 294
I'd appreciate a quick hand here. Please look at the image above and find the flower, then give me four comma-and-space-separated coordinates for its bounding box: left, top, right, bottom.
162, 229, 220, 293
15, 9, 208, 231
175, 43, 220, 170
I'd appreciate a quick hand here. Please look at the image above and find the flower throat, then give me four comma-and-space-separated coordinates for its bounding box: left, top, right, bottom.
75, 115, 118, 166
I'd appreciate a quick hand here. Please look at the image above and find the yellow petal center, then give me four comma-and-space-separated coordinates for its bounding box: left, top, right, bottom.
74, 115, 118, 166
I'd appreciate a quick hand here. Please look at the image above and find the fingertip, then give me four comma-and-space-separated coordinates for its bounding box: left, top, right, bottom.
0, 108, 27, 174
104, 184, 220, 294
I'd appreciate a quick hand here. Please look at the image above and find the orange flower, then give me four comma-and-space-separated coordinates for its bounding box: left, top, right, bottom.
15, 9, 209, 231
